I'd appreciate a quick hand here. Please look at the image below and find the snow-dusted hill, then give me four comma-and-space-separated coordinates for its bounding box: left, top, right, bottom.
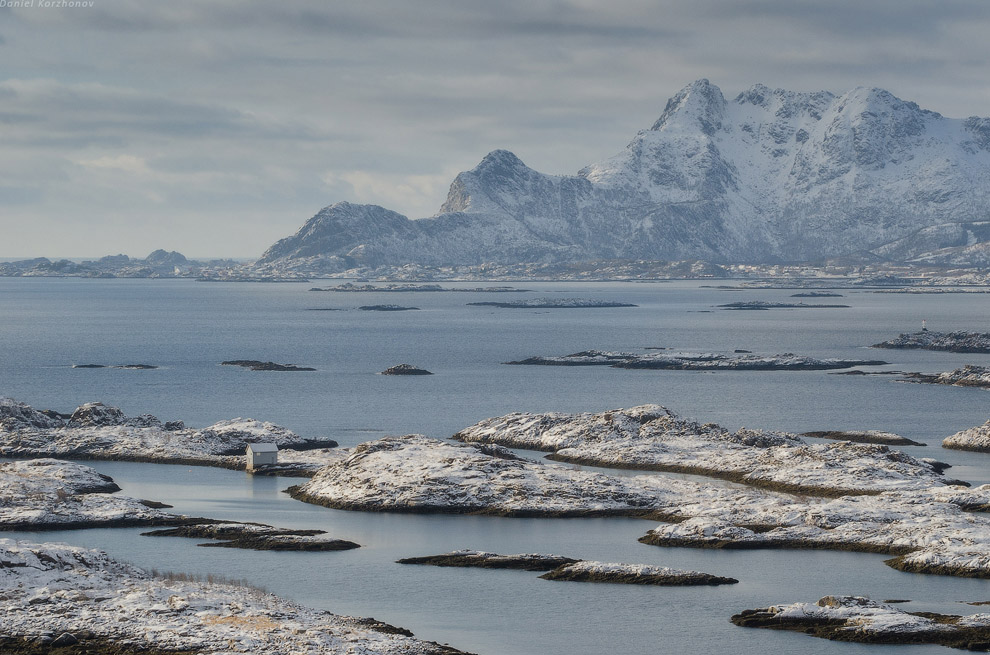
258, 80, 990, 270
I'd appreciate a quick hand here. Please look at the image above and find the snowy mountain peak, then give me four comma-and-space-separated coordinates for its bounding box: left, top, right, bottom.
651, 78, 727, 135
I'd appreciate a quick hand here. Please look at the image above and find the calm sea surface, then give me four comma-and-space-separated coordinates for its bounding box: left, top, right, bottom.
2, 277, 990, 654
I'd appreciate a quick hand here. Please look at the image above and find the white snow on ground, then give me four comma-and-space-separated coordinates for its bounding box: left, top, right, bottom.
770, 596, 958, 634
0, 539, 464, 654
944, 420, 990, 452
0, 459, 176, 528
454, 405, 952, 495
294, 435, 990, 577
0, 398, 336, 470
548, 560, 713, 579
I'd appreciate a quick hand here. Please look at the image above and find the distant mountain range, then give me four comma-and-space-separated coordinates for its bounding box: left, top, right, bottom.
258, 80, 990, 272
256, 80, 990, 270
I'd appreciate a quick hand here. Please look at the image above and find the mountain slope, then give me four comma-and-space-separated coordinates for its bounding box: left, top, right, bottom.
258, 80, 990, 269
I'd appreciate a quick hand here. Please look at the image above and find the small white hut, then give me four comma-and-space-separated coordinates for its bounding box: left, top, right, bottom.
246, 442, 278, 470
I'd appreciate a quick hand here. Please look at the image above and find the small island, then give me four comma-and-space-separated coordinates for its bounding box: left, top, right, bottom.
0, 397, 337, 471
398, 550, 578, 570
141, 523, 361, 551
717, 301, 849, 310
505, 349, 888, 371
221, 360, 316, 371
732, 596, 990, 650
943, 420, 990, 453
467, 298, 636, 309
790, 292, 844, 297
902, 365, 990, 389
539, 561, 738, 586
359, 304, 420, 311
872, 330, 990, 353
380, 364, 433, 375
311, 282, 529, 292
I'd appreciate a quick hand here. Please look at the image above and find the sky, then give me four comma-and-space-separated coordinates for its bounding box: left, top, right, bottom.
2, 0, 990, 259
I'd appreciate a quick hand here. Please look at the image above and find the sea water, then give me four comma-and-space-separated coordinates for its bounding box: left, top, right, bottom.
2, 277, 989, 654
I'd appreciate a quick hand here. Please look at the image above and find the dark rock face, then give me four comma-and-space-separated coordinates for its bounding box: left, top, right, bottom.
380, 364, 433, 376
141, 523, 361, 551
0, 398, 65, 430
256, 81, 990, 270
397, 551, 577, 571
68, 402, 127, 427
359, 305, 419, 311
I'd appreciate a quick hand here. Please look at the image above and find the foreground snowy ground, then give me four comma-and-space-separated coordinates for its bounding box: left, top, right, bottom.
291, 434, 990, 577
0, 540, 468, 655
453, 405, 957, 495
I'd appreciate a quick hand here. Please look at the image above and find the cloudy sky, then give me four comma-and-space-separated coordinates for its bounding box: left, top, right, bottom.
3, 0, 990, 259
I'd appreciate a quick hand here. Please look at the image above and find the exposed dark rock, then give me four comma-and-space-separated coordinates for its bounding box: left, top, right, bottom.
467, 299, 636, 309
801, 431, 925, 446
397, 551, 578, 571
221, 360, 316, 371
358, 304, 420, 311
141, 523, 361, 551
380, 364, 433, 376
717, 301, 849, 310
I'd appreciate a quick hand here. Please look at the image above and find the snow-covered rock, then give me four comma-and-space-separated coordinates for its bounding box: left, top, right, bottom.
0, 397, 64, 430
0, 539, 468, 655
539, 560, 737, 585
732, 595, 990, 649
944, 420, 990, 453
454, 405, 950, 495
505, 349, 887, 371
873, 330, 990, 353
292, 434, 990, 577
257, 81, 990, 270
0, 399, 337, 471
904, 365, 990, 389
0, 459, 181, 529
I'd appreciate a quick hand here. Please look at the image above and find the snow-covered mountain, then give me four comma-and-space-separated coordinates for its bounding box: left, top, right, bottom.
259, 80, 990, 269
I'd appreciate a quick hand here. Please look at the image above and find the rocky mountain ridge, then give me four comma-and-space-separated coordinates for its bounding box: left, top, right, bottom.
258, 79, 990, 270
